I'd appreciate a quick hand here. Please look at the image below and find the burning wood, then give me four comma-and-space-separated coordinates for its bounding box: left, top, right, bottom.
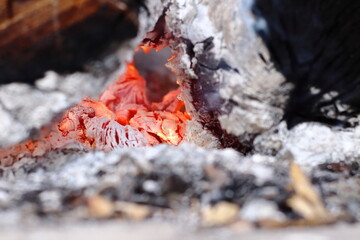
0, 52, 189, 163
0, 0, 360, 232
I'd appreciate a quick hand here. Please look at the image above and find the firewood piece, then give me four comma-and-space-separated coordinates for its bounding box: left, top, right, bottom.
0, 0, 141, 84
162, 0, 288, 151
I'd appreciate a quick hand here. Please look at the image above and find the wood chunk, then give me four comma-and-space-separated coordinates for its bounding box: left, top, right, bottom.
87, 195, 115, 219
0, 0, 140, 84
202, 202, 240, 227
287, 162, 330, 221
114, 202, 151, 220
0, 0, 99, 48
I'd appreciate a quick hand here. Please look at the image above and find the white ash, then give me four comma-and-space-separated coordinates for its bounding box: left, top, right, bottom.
0, 104, 28, 148
240, 199, 287, 222
0, 72, 106, 148
0, 144, 289, 225
254, 122, 360, 170
184, 120, 220, 149
0, 143, 358, 225
164, 0, 222, 148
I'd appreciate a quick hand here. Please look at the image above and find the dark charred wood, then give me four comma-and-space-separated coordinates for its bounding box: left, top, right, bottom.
252, 0, 360, 128
186, 37, 253, 153
0, 0, 144, 84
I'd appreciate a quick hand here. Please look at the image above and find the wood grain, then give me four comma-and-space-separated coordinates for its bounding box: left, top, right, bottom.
0, 0, 140, 83
0, 0, 101, 50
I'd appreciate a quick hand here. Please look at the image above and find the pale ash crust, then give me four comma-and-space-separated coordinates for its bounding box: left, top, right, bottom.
163, 0, 289, 150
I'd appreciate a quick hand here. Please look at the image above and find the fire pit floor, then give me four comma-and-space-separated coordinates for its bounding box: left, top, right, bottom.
0, 143, 359, 229
1, 219, 360, 240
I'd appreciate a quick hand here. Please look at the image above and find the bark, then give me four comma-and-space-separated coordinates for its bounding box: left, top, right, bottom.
0, 0, 141, 84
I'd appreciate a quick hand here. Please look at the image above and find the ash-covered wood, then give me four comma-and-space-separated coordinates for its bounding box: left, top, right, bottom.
154, 0, 289, 150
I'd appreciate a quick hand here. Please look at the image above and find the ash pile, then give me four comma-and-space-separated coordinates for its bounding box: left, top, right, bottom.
0, 0, 360, 229
0, 144, 359, 228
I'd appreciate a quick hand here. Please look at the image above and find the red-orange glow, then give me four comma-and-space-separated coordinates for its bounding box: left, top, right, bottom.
0, 46, 189, 162
100, 63, 149, 110
99, 63, 189, 146
81, 100, 116, 120
139, 46, 153, 54
167, 54, 176, 62
151, 89, 184, 112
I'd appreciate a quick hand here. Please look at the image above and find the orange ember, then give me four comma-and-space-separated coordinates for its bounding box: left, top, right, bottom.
138, 46, 153, 54
0, 50, 189, 165
97, 62, 189, 146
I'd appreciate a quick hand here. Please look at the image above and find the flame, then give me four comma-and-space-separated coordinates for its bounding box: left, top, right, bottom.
0, 47, 189, 163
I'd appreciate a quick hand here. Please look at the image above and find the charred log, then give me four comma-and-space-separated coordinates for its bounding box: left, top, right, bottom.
1, 0, 360, 156
161, 0, 288, 150
184, 37, 252, 152
252, 0, 360, 128
0, 0, 144, 84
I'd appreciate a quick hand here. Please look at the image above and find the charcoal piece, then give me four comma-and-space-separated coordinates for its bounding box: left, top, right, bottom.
252, 0, 360, 128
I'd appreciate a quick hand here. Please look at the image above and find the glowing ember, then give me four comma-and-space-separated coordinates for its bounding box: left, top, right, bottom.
98, 62, 189, 146
0, 51, 189, 164
57, 101, 148, 150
